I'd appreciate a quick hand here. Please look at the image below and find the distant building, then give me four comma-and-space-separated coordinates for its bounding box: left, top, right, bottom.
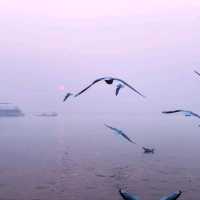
0, 103, 24, 117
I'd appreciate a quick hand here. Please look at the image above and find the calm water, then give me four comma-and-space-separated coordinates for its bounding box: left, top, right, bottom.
0, 114, 200, 200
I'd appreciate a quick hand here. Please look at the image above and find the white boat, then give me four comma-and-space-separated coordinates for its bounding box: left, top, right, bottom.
0, 103, 24, 117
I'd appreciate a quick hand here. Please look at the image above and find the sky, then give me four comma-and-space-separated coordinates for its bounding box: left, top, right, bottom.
1, 1, 200, 114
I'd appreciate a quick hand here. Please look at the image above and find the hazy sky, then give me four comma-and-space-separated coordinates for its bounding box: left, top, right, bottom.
1, 1, 200, 113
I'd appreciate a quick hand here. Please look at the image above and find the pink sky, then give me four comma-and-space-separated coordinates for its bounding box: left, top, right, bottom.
1, 1, 200, 113
1, 0, 200, 19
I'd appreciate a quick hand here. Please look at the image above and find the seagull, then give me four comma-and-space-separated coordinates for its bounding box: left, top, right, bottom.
160, 190, 182, 200
142, 147, 154, 154
74, 77, 145, 97
104, 124, 136, 144
162, 110, 200, 119
119, 189, 182, 200
63, 93, 73, 102
194, 70, 200, 76
116, 83, 125, 96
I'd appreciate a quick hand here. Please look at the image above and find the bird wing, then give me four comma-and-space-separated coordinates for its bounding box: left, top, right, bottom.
74, 77, 106, 97
162, 110, 183, 114
63, 93, 72, 101
188, 111, 200, 119
194, 70, 200, 76
104, 124, 122, 134
105, 124, 136, 144
160, 191, 182, 200
162, 110, 200, 119
114, 78, 145, 98
120, 132, 136, 144
119, 190, 140, 200
160, 196, 169, 200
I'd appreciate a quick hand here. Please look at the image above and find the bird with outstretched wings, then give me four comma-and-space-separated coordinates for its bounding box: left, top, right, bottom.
104, 124, 136, 144
74, 77, 145, 98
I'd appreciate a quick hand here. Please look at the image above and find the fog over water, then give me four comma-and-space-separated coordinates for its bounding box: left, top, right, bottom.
1, 1, 200, 199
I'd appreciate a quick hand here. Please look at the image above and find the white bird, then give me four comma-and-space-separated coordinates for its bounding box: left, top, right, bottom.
63, 93, 73, 102
162, 110, 200, 119
104, 124, 136, 144
74, 77, 145, 98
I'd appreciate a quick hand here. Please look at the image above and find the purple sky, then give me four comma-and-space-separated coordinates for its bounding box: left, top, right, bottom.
1, 1, 200, 114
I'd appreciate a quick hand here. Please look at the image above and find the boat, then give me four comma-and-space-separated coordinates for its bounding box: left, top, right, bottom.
0, 103, 24, 117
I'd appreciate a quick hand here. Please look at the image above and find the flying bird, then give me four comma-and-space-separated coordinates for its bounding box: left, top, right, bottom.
162, 110, 200, 119
74, 77, 145, 97
116, 83, 125, 96
142, 147, 154, 154
104, 124, 136, 144
160, 190, 182, 200
119, 189, 182, 200
194, 70, 200, 76
63, 93, 73, 102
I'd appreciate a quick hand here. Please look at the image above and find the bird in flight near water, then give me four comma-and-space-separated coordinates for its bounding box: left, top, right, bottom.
162, 110, 200, 119
74, 77, 145, 98
104, 124, 136, 144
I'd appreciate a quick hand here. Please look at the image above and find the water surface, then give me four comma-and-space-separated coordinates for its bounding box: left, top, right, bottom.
0, 114, 199, 199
